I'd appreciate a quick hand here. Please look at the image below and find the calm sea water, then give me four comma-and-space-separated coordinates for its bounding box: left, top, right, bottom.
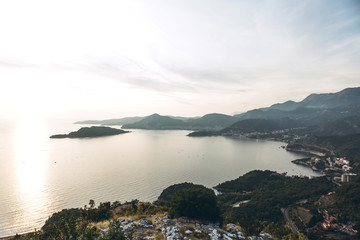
0, 119, 319, 237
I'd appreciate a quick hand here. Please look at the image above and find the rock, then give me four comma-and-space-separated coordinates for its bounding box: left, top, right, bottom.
259, 232, 273, 238
119, 218, 134, 224
208, 228, 220, 240
168, 233, 182, 240
223, 235, 233, 240
226, 223, 237, 230
164, 225, 181, 240
138, 218, 153, 228
163, 219, 176, 226
226, 232, 236, 238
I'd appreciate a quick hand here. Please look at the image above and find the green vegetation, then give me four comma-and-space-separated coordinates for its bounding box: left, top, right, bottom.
10, 171, 360, 239
11, 200, 121, 240
216, 170, 334, 236
101, 220, 126, 240
158, 183, 221, 222
169, 188, 220, 222
326, 176, 360, 230
215, 170, 282, 192
158, 182, 213, 201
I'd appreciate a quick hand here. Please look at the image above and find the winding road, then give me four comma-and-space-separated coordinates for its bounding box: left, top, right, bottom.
281, 207, 299, 234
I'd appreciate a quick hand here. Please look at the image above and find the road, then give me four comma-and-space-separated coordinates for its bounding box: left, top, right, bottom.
281, 207, 299, 234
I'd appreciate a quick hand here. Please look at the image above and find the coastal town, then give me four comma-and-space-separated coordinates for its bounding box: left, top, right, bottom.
292, 156, 357, 183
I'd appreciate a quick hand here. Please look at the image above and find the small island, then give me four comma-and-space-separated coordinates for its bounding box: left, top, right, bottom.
50, 126, 129, 139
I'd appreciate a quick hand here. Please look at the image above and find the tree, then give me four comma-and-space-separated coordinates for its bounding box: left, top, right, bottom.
83, 226, 99, 240
89, 199, 95, 208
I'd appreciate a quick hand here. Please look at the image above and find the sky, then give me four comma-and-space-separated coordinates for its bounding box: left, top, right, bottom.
0, 0, 359, 120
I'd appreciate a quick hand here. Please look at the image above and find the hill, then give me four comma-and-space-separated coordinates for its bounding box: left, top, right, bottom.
222, 117, 299, 134
312, 116, 360, 136
121, 113, 238, 130
188, 118, 300, 137
122, 113, 187, 130
298, 87, 360, 109
158, 182, 214, 201
186, 113, 238, 130
75, 117, 145, 126
234, 87, 360, 126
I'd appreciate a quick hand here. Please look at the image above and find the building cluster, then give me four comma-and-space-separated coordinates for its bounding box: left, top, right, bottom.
320, 209, 358, 236
340, 173, 357, 183
321, 210, 336, 230
326, 157, 351, 171
312, 156, 356, 177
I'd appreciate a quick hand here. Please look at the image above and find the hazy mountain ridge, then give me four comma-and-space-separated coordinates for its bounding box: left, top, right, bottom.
222, 117, 300, 133
312, 116, 360, 136
75, 116, 145, 126
188, 87, 360, 137
235, 87, 360, 124
121, 113, 239, 130
76, 87, 360, 133
186, 113, 239, 130
122, 113, 187, 130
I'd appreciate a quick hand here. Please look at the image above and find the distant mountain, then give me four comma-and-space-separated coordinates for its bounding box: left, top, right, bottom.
269, 87, 360, 111
50, 126, 129, 138
222, 118, 300, 134
298, 87, 360, 109
122, 113, 187, 130
75, 117, 145, 126
235, 87, 360, 126
121, 113, 238, 130
188, 118, 300, 137
75, 87, 360, 133
312, 117, 360, 136
267, 100, 298, 111
166, 116, 199, 122
186, 113, 238, 130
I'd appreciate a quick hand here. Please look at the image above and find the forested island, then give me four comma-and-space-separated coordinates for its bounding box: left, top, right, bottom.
50, 126, 129, 139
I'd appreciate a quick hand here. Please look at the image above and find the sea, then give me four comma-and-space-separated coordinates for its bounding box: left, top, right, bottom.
0, 119, 319, 237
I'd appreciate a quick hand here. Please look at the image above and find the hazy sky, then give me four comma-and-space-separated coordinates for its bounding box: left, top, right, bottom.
1, 0, 359, 120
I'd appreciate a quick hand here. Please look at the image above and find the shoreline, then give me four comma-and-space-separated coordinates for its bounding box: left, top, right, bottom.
0, 231, 35, 240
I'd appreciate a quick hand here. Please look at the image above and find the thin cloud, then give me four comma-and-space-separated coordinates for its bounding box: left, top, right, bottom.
0, 0, 359, 119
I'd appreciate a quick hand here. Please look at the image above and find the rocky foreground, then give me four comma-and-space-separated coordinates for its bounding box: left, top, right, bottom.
90, 206, 273, 240
8, 201, 274, 240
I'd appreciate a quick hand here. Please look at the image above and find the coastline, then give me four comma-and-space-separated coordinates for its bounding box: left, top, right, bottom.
0, 231, 35, 240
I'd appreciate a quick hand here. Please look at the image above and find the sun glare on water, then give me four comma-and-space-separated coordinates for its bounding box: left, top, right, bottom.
14, 119, 50, 228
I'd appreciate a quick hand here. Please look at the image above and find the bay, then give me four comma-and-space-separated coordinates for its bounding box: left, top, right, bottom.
0, 119, 318, 237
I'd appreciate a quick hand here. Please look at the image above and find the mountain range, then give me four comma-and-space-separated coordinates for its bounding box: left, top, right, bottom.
76, 87, 360, 135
